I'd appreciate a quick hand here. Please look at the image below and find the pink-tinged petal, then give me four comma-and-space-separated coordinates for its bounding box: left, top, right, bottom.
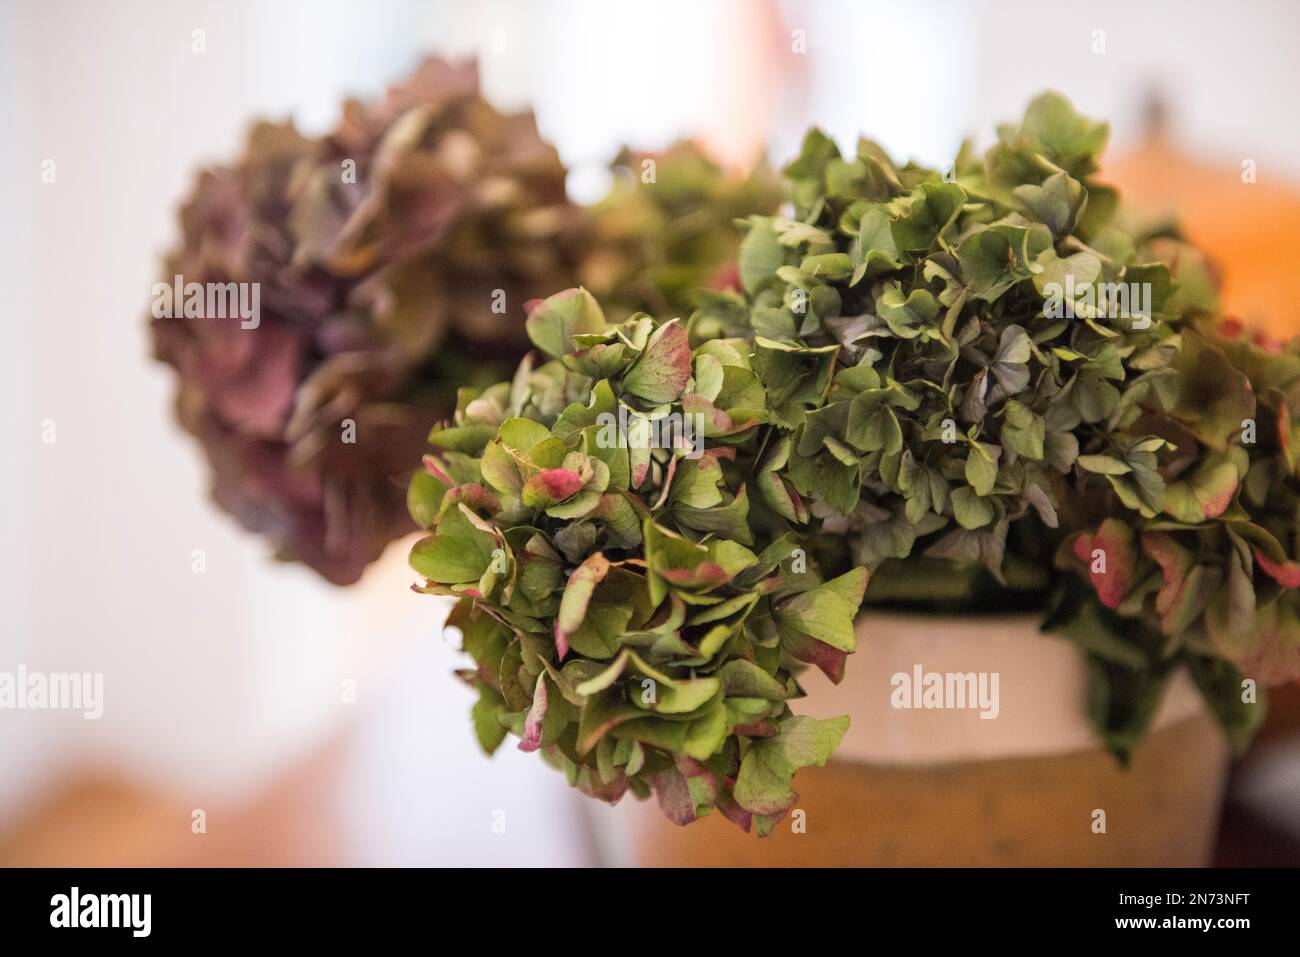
1090, 519, 1135, 610
651, 455, 679, 511
1200, 477, 1237, 518
422, 454, 454, 485
709, 260, 742, 293
624, 320, 693, 404
631, 458, 650, 489
519, 676, 548, 752
676, 756, 718, 803
1229, 603, 1300, 685
445, 482, 502, 515
1142, 532, 1191, 617
578, 768, 629, 804
1141, 532, 1214, 635
681, 393, 735, 433
675, 756, 713, 779
650, 759, 715, 827
716, 780, 753, 832
787, 484, 808, 523
522, 468, 585, 508
1253, 332, 1284, 354
650, 768, 697, 826
782, 631, 849, 684
539, 469, 585, 498
1165, 458, 1241, 523
1252, 547, 1300, 588
693, 561, 734, 588
554, 553, 611, 659
1071, 532, 1094, 565
659, 562, 731, 591
209, 325, 302, 437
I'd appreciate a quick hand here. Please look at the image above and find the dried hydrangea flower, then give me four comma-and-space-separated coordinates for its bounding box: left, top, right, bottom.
694, 93, 1286, 759
408, 288, 866, 831
151, 58, 777, 584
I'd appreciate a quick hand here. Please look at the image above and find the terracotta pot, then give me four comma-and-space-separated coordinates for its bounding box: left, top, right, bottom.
626, 611, 1230, 866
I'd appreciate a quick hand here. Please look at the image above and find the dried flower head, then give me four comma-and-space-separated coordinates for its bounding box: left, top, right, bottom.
152, 59, 777, 584
693, 93, 1289, 758
408, 288, 866, 831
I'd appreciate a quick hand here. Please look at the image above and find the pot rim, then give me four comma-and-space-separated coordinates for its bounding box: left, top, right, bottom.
799, 608, 1207, 766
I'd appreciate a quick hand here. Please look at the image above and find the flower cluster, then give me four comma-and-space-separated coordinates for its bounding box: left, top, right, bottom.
1052, 321, 1300, 753
152, 59, 778, 585
408, 288, 866, 831
153, 59, 582, 583
692, 93, 1292, 758
693, 93, 1213, 584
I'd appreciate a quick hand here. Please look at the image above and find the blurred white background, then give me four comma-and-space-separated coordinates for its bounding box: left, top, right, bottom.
3, 0, 1300, 865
